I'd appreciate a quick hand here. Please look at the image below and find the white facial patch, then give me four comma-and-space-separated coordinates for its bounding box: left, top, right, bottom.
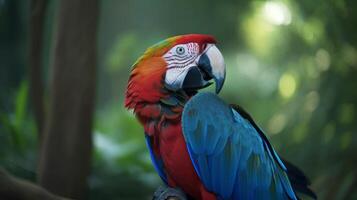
164, 43, 200, 90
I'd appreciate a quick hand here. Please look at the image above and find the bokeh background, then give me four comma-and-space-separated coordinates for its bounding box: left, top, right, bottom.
1, 0, 356, 199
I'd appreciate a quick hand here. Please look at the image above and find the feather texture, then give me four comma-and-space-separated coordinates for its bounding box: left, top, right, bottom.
145, 134, 168, 184
182, 92, 298, 200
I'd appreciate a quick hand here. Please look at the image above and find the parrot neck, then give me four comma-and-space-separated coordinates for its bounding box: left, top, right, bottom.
134, 90, 190, 136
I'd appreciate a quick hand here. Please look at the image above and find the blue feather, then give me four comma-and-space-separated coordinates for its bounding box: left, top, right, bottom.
182, 92, 297, 200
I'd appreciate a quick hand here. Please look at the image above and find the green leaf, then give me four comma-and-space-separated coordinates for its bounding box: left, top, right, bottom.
14, 80, 29, 131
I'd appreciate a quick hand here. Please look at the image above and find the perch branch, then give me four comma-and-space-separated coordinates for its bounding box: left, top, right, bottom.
0, 167, 70, 200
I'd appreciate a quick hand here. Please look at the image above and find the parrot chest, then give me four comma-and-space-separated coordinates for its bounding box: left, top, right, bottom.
158, 123, 203, 198
137, 101, 216, 199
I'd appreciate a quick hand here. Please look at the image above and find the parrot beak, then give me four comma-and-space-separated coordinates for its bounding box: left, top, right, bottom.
182, 44, 226, 94
198, 44, 226, 93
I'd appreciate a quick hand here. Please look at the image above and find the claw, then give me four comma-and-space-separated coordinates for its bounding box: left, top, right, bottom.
153, 185, 187, 200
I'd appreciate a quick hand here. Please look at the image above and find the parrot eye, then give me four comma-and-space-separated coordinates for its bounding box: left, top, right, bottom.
176, 46, 185, 55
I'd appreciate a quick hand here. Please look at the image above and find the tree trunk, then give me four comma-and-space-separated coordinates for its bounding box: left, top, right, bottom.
28, 0, 47, 142
38, 0, 98, 199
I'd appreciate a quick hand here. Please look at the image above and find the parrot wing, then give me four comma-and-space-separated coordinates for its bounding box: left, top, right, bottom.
231, 104, 317, 199
182, 92, 297, 200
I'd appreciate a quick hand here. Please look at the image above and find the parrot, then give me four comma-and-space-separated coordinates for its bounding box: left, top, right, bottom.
125, 34, 316, 200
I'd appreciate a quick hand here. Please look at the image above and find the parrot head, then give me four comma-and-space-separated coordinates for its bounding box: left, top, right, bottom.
125, 34, 225, 109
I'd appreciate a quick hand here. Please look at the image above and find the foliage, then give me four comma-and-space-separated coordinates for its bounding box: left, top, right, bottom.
0, 81, 37, 181
1, 0, 357, 199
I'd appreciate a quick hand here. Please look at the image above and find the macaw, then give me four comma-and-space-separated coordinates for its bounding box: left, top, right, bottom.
125, 34, 316, 200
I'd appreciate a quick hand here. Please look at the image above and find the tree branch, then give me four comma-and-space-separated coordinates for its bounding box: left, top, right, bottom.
0, 167, 70, 200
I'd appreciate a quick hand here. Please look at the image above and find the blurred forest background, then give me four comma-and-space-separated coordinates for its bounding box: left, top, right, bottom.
0, 0, 356, 199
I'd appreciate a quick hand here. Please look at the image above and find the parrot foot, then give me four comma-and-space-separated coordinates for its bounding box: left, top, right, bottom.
152, 185, 187, 200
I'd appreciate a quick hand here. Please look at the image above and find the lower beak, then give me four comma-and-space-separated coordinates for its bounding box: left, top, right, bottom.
182, 44, 226, 93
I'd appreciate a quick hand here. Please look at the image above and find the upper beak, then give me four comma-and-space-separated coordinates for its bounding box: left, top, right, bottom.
182, 44, 226, 94
196, 44, 226, 93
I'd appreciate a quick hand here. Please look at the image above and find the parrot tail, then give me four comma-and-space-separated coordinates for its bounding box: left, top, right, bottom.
282, 158, 317, 199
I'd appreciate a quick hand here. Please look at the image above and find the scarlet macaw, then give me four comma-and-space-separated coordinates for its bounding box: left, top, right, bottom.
125, 34, 316, 200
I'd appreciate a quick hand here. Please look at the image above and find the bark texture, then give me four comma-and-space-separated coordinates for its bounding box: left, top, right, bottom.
38, 0, 98, 199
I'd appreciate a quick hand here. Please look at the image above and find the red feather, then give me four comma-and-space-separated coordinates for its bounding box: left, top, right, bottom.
175, 34, 216, 53
159, 123, 216, 200
125, 57, 168, 109
124, 34, 218, 199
